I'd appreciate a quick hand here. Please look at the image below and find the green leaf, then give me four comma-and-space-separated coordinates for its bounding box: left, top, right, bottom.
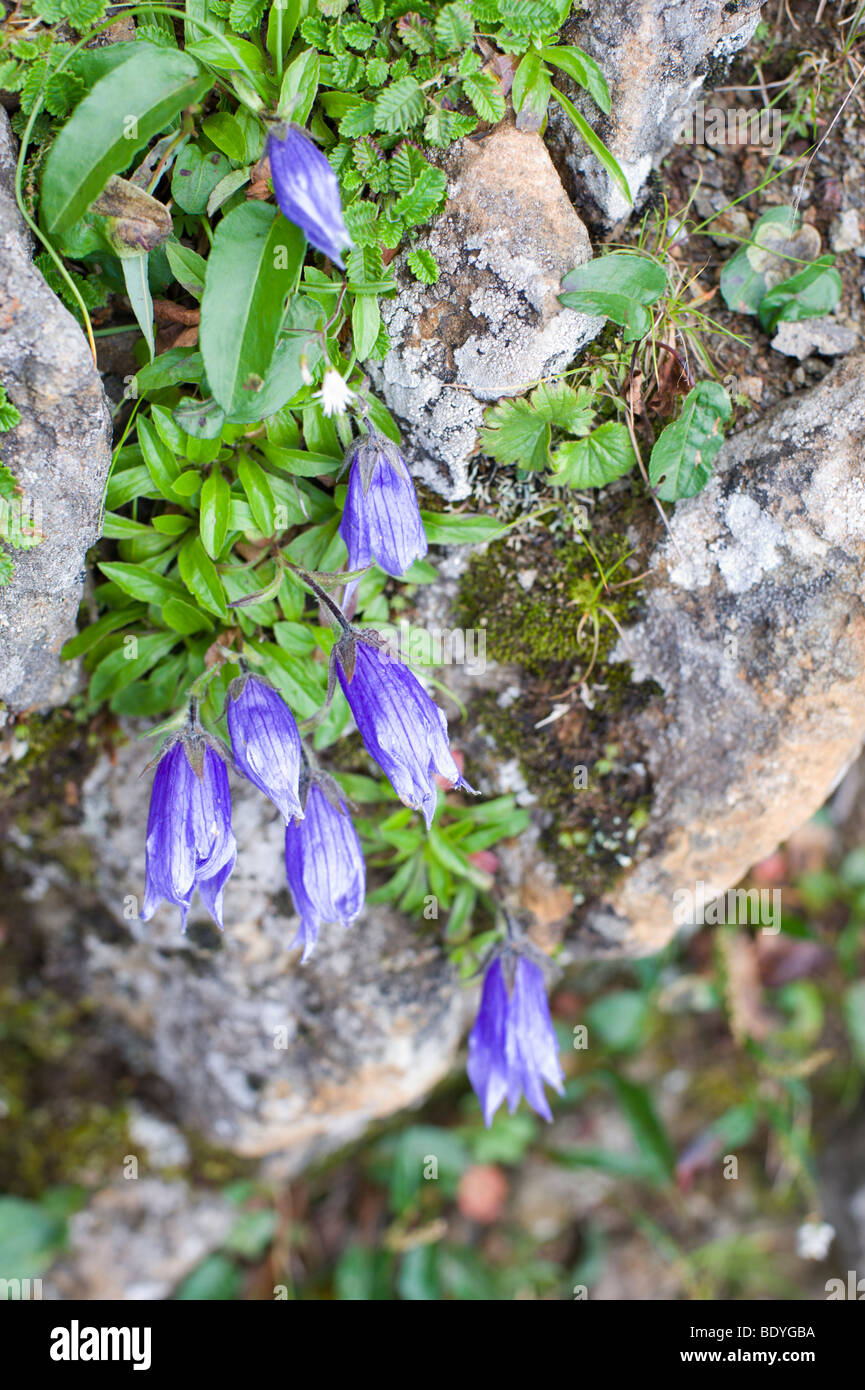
199, 202, 305, 416
137, 414, 181, 501
175, 1254, 241, 1301
204, 111, 256, 164
230, 0, 267, 35
552, 421, 635, 488
511, 51, 551, 128
178, 535, 229, 617
186, 36, 267, 75
720, 206, 802, 315
406, 247, 439, 284
97, 561, 185, 605
267, 0, 302, 76
463, 71, 506, 124
171, 143, 231, 214
844, 980, 865, 1070
0, 1197, 64, 1280
237, 455, 276, 533
757, 256, 842, 332
165, 240, 207, 299
420, 510, 510, 545
41, 48, 212, 238
551, 85, 632, 210
561, 251, 667, 304
162, 596, 214, 634
542, 46, 610, 113
120, 254, 154, 361
277, 47, 319, 123
62, 606, 144, 660
173, 396, 226, 440
393, 166, 447, 224
199, 469, 231, 558
89, 631, 178, 703
479, 397, 551, 471
373, 75, 425, 133
648, 381, 732, 501
602, 1072, 675, 1184
434, 2, 474, 52
352, 293, 381, 360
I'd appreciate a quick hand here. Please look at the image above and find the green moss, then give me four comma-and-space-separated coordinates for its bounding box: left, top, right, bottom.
455, 517, 661, 902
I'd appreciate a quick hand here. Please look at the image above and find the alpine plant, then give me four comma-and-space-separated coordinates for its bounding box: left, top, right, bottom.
226, 672, 303, 825
267, 124, 353, 269
284, 772, 366, 962
141, 714, 236, 932
467, 951, 565, 1127
339, 429, 428, 578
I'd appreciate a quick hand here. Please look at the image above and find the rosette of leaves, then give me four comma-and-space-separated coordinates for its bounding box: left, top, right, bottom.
720, 206, 841, 332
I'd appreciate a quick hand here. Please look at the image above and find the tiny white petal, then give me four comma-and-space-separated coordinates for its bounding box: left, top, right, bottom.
317, 369, 355, 417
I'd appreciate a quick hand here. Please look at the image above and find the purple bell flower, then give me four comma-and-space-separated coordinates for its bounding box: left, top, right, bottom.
226, 673, 303, 824
334, 633, 471, 828
141, 734, 236, 931
285, 777, 365, 961
267, 124, 353, 269
339, 431, 428, 578
467, 954, 565, 1127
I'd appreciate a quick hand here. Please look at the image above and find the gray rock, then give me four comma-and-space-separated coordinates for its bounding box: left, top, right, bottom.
771, 317, 859, 359
0, 108, 112, 712
547, 0, 765, 222
586, 353, 865, 953
371, 124, 602, 500
46, 1179, 235, 1301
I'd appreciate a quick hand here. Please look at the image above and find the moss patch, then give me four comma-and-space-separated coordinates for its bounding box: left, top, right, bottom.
455, 503, 661, 902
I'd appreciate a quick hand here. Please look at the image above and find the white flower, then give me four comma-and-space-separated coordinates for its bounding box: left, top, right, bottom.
317, 369, 354, 417
796, 1220, 835, 1261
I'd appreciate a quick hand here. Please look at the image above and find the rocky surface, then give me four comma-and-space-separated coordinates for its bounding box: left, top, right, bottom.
0, 108, 112, 713
582, 352, 865, 953
46, 1179, 235, 1301
371, 123, 602, 499
21, 735, 473, 1171
549, 0, 765, 222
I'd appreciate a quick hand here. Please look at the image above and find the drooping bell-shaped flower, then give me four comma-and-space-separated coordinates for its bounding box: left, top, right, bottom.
333, 632, 471, 828
267, 124, 353, 268
339, 430, 428, 578
284, 776, 365, 961
141, 732, 236, 931
226, 673, 303, 824
467, 954, 565, 1127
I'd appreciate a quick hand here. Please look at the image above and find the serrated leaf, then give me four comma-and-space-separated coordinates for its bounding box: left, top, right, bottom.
648, 381, 732, 501
406, 247, 439, 284
435, 2, 474, 52
393, 165, 447, 224
479, 397, 551, 471
373, 75, 425, 133
40, 48, 212, 238
229, 0, 267, 35
463, 71, 506, 124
